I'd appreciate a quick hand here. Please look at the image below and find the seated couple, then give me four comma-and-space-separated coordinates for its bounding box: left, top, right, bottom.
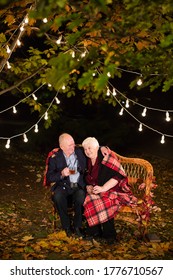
45, 133, 137, 242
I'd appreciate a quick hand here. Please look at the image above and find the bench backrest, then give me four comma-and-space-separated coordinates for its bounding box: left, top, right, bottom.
114, 152, 154, 198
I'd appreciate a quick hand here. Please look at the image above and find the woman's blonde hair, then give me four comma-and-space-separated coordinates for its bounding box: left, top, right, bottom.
82, 137, 99, 148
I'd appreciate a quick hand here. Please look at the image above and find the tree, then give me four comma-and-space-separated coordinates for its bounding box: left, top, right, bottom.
0, 0, 173, 127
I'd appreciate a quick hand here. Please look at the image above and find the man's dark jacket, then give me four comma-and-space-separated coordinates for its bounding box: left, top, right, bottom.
46, 147, 87, 190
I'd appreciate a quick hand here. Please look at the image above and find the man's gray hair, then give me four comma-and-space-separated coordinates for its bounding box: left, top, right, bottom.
82, 137, 99, 148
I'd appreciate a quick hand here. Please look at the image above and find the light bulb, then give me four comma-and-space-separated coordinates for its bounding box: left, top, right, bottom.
23, 133, 28, 143
62, 85, 66, 90
44, 112, 48, 120
55, 97, 60, 104
138, 123, 143, 131
119, 108, 124, 116
106, 88, 110, 96
166, 111, 171, 122
142, 107, 147, 117
125, 99, 129, 108
7, 61, 11, 69
13, 106, 17, 113
17, 39, 21, 46
32, 93, 37, 101
5, 139, 10, 149
20, 25, 25, 32
107, 72, 111, 77
160, 135, 165, 144
34, 124, 39, 133
48, 83, 52, 87
6, 45, 11, 54
81, 51, 86, 58
71, 51, 75, 58
92, 72, 96, 76
112, 88, 116, 96
43, 18, 48, 23
56, 35, 62, 44
24, 16, 29, 24
137, 78, 142, 86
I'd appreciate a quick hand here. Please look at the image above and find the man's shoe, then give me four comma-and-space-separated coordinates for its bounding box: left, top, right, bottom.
65, 228, 73, 237
74, 227, 84, 238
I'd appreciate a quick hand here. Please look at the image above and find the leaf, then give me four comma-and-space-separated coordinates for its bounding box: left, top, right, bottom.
5, 14, 15, 25
21, 235, 34, 242
136, 41, 149, 50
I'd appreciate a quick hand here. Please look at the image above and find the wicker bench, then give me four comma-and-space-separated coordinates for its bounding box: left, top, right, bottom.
113, 151, 154, 235
49, 150, 155, 235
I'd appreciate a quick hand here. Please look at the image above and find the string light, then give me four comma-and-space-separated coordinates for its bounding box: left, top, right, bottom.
138, 123, 143, 132
44, 111, 48, 120
23, 133, 28, 143
137, 78, 143, 86
32, 93, 37, 101
56, 35, 62, 45
6, 45, 11, 54
165, 111, 171, 122
24, 16, 29, 24
55, 97, 60, 104
13, 106, 17, 114
34, 124, 39, 133
5, 139, 10, 149
0, 9, 31, 73
0, 84, 45, 114
160, 135, 165, 144
112, 88, 117, 96
1, 31, 173, 148
0, 92, 60, 147
119, 108, 124, 115
16, 39, 21, 46
142, 107, 147, 117
81, 50, 87, 58
71, 51, 75, 58
6, 61, 11, 69
20, 25, 25, 32
62, 85, 66, 90
111, 92, 173, 143
43, 18, 48, 23
106, 87, 110, 96
125, 99, 130, 108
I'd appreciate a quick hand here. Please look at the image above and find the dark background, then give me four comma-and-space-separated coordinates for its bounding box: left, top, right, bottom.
0, 75, 173, 159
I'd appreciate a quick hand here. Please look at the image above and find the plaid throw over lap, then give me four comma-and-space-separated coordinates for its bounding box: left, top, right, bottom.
83, 149, 138, 226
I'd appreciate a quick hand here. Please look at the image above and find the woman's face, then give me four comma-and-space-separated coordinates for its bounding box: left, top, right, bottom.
83, 145, 98, 159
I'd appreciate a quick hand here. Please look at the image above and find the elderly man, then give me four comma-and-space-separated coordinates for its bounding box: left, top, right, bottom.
46, 133, 87, 237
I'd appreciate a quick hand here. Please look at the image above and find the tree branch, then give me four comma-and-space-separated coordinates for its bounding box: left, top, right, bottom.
0, 66, 45, 96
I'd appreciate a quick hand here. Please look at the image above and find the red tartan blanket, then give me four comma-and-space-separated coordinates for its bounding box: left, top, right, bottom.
43, 148, 59, 188
83, 149, 138, 226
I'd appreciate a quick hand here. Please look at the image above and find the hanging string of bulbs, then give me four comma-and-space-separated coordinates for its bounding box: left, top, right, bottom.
103, 78, 173, 143
1, 13, 173, 148
0, 90, 61, 149
0, 83, 45, 114
108, 88, 172, 144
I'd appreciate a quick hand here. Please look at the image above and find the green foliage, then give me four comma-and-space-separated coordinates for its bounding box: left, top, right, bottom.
1, 0, 173, 128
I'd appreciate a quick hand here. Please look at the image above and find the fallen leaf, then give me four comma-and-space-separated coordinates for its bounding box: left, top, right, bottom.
21, 235, 34, 242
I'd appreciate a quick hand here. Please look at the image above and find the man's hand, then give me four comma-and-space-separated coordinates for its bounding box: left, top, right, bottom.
86, 185, 94, 194
61, 167, 70, 177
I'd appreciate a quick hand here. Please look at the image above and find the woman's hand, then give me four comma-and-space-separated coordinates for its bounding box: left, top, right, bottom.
93, 185, 105, 194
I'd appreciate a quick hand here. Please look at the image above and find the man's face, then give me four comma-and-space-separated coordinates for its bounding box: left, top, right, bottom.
60, 136, 75, 157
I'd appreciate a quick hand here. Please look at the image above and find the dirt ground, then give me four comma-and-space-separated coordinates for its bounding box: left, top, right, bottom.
0, 145, 173, 260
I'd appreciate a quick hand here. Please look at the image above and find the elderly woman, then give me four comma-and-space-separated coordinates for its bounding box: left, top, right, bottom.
82, 137, 137, 243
